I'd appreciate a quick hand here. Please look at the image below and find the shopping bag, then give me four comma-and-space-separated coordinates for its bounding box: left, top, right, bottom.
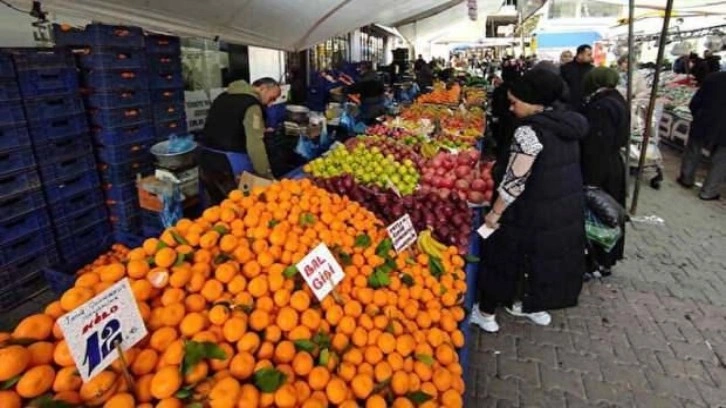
585, 209, 622, 252
295, 136, 317, 160
584, 186, 627, 228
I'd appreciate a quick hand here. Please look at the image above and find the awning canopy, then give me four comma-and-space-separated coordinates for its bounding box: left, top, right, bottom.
536, 31, 603, 48
40, 0, 457, 51
396, 1, 504, 45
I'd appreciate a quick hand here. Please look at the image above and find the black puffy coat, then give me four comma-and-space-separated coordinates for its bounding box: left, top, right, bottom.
560, 60, 593, 111
481, 109, 589, 312
690, 72, 726, 147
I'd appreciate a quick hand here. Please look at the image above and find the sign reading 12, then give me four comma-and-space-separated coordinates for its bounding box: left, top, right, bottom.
83, 319, 123, 377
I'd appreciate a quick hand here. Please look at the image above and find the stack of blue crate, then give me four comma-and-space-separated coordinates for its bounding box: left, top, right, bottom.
13, 48, 111, 275
0, 50, 65, 310
55, 24, 154, 238
146, 34, 187, 141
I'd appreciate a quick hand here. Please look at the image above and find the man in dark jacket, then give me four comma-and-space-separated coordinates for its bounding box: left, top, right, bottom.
346, 62, 385, 124
199, 78, 281, 204
678, 71, 726, 200
414, 54, 427, 73
560, 44, 594, 110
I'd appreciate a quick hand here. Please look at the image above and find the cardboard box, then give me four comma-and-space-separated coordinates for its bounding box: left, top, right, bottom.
238, 171, 273, 194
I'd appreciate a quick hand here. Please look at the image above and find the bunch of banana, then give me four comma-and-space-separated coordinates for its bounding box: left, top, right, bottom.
420, 142, 439, 159
417, 229, 448, 258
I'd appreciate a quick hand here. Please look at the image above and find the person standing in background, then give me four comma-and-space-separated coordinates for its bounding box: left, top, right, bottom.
414, 54, 427, 73
559, 50, 574, 67
581, 67, 630, 275
560, 44, 594, 111
678, 71, 726, 201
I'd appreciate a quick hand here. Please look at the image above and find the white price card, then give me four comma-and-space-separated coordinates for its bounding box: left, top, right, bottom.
58, 278, 147, 382
297, 243, 346, 301
387, 214, 417, 253
477, 223, 496, 240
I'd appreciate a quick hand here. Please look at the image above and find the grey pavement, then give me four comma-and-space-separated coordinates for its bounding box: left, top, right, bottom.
466, 147, 726, 407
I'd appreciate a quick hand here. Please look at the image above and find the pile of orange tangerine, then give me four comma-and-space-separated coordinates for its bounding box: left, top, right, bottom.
0, 179, 468, 408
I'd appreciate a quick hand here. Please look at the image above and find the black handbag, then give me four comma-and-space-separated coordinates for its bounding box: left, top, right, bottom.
584, 186, 628, 228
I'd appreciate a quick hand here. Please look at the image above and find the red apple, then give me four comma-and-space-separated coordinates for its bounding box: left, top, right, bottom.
471, 179, 487, 192
454, 165, 471, 178
467, 191, 486, 204
454, 179, 470, 191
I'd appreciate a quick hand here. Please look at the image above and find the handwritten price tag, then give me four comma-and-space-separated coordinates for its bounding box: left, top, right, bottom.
387, 214, 417, 253
57, 278, 147, 382
296, 243, 345, 301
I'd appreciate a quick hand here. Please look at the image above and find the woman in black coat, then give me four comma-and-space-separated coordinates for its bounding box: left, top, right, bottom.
471, 70, 588, 333
581, 67, 630, 275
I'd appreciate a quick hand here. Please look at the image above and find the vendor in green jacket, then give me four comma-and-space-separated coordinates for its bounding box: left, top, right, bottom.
199, 78, 281, 205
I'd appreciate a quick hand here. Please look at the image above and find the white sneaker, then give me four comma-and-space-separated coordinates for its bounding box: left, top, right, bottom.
469, 304, 500, 333
505, 303, 552, 326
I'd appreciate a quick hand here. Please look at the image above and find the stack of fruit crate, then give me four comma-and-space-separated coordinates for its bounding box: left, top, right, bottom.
15, 48, 112, 272
145, 34, 187, 142
55, 23, 155, 238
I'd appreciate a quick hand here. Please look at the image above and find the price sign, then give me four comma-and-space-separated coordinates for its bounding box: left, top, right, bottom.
296, 243, 345, 301
387, 214, 417, 253
58, 278, 147, 382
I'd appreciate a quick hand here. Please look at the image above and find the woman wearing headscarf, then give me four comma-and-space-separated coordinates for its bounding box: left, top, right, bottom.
471, 69, 589, 333
581, 67, 630, 276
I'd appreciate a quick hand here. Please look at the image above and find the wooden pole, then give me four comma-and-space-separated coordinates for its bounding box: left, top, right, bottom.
624, 0, 635, 189
630, 0, 674, 214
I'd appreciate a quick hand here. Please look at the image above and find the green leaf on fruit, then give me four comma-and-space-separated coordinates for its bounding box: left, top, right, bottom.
401, 273, 415, 287
147, 256, 156, 266
268, 220, 280, 228
254, 367, 287, 393
406, 391, 434, 405
213, 253, 232, 265
405, 257, 416, 265
182, 341, 227, 375
212, 225, 229, 235
175, 385, 194, 399
375, 237, 393, 256
30, 394, 75, 408
415, 354, 435, 366
354, 234, 372, 248
312, 331, 332, 349
170, 230, 189, 245
368, 268, 391, 289
186, 403, 204, 408
299, 213, 316, 226
174, 252, 187, 267
465, 254, 480, 263
428, 256, 445, 279
283, 266, 299, 278
336, 250, 352, 266
1, 375, 21, 390
439, 285, 448, 295
156, 240, 168, 250
294, 339, 316, 353
319, 348, 331, 366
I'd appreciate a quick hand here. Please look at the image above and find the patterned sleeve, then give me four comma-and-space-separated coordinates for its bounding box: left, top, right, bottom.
497, 125, 543, 205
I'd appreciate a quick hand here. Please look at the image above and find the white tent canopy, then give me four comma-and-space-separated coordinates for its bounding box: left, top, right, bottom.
396, 1, 506, 45
40, 0, 459, 51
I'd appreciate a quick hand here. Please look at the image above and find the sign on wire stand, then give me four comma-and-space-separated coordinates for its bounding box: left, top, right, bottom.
296, 243, 345, 301
57, 278, 147, 382
387, 214, 417, 253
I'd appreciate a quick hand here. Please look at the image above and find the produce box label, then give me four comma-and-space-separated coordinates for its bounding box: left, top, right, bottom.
297, 243, 345, 301
387, 214, 417, 253
58, 278, 147, 382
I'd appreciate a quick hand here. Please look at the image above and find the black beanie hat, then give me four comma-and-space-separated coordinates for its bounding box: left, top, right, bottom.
509, 69, 564, 106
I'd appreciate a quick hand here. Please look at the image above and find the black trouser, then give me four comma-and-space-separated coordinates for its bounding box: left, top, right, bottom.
198, 149, 236, 206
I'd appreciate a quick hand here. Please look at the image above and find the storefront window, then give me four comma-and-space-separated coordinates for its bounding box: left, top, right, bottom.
360, 30, 385, 66
548, 0, 578, 19
309, 35, 350, 71
181, 38, 228, 92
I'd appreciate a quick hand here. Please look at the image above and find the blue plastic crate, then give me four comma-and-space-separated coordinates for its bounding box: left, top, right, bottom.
103, 181, 137, 203
11, 48, 75, 71
153, 102, 185, 122
149, 71, 183, 89
88, 105, 151, 128
77, 48, 147, 70
96, 141, 152, 165
54, 206, 108, 238
147, 53, 181, 73
28, 114, 89, 144
23, 95, 85, 122
145, 34, 181, 54
0, 227, 56, 265
38, 150, 94, 181
0, 54, 15, 78
17, 68, 79, 98
112, 229, 144, 247
141, 209, 164, 229
81, 69, 148, 92
92, 123, 154, 146
85, 88, 150, 109
154, 118, 187, 141
0, 169, 41, 198
57, 220, 112, 265
1, 247, 58, 308
0, 125, 30, 153
111, 213, 141, 233
0, 146, 36, 176
34, 134, 93, 162
0, 80, 21, 103
0, 187, 45, 223
43, 267, 75, 295
0, 206, 51, 245
107, 197, 139, 219
48, 186, 104, 222
99, 160, 152, 184
53, 23, 145, 48
44, 171, 100, 204
151, 87, 184, 103
0, 102, 26, 126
